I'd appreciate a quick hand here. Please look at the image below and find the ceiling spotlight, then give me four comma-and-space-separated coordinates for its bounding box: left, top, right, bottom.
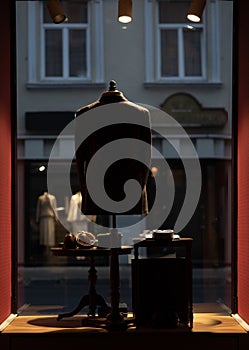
39, 165, 46, 172
47, 0, 68, 24
187, 0, 206, 23
118, 0, 132, 24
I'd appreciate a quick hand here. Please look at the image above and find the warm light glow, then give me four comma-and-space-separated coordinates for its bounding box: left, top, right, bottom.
186, 24, 195, 30
118, 0, 132, 24
47, 0, 67, 24
151, 166, 159, 176
187, 14, 201, 23
119, 15, 132, 24
39, 165, 46, 172
187, 0, 206, 23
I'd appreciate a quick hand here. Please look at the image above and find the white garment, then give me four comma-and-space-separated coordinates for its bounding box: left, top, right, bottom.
67, 192, 85, 222
67, 192, 96, 233
36, 192, 57, 246
39, 217, 56, 246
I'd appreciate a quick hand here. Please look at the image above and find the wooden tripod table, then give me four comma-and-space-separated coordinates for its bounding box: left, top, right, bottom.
51, 245, 132, 330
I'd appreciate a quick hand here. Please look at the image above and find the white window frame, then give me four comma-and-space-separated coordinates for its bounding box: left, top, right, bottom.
40, 5, 90, 81
156, 23, 206, 81
145, 0, 220, 84
28, 0, 104, 86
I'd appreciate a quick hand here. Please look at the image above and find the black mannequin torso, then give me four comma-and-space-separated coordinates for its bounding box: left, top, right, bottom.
75, 81, 152, 215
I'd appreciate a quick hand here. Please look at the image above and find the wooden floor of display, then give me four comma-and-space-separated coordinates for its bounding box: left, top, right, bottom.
2, 312, 246, 334
1, 305, 249, 350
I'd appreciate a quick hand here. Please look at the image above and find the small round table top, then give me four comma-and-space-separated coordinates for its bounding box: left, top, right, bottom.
51, 246, 133, 257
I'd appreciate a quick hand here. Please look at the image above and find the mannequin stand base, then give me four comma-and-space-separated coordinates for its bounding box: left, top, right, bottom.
80, 313, 135, 331
57, 293, 110, 321
106, 311, 128, 331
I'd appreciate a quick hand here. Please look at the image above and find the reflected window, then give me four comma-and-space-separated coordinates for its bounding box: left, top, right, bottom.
27, 0, 104, 85
158, 0, 204, 79
145, 0, 220, 83
42, 1, 88, 79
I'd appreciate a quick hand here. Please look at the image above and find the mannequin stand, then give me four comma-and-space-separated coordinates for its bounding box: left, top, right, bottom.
106, 215, 129, 331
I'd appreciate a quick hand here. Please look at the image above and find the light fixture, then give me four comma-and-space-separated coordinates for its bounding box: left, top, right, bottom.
151, 166, 159, 176
118, 0, 132, 24
187, 0, 206, 23
39, 165, 46, 172
47, 0, 68, 24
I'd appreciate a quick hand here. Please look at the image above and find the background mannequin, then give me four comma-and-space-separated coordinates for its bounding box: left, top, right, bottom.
36, 191, 57, 247
67, 191, 96, 233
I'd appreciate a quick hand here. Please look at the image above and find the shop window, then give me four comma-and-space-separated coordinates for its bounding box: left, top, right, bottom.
15, 0, 234, 318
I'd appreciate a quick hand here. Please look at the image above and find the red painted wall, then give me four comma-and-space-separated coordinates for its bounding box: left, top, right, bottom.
0, 0, 12, 325
237, 1, 249, 324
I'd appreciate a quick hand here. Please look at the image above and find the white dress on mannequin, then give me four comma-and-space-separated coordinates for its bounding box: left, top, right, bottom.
67, 191, 96, 233
36, 192, 57, 246
67, 191, 87, 233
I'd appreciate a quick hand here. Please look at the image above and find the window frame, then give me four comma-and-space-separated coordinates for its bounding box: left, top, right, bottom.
145, 0, 220, 85
27, 0, 104, 86
156, 23, 206, 81
40, 3, 90, 81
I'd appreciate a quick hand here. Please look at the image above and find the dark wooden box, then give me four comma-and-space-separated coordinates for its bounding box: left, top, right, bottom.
132, 257, 190, 328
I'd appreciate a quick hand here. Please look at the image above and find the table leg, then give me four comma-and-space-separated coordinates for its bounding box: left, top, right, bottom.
87, 256, 110, 317
57, 256, 109, 321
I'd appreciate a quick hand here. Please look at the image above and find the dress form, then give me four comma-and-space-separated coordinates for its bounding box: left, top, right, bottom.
75, 80, 152, 216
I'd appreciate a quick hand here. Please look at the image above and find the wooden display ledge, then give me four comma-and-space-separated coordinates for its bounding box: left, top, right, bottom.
1, 312, 248, 350
2, 312, 247, 333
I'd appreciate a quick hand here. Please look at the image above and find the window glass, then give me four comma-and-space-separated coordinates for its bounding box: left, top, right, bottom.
69, 29, 87, 77
160, 29, 178, 76
16, 0, 234, 320
45, 29, 62, 77
157, 0, 204, 80
41, 1, 89, 80
27, 0, 103, 84
183, 28, 202, 76
63, 0, 88, 23
159, 0, 191, 23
